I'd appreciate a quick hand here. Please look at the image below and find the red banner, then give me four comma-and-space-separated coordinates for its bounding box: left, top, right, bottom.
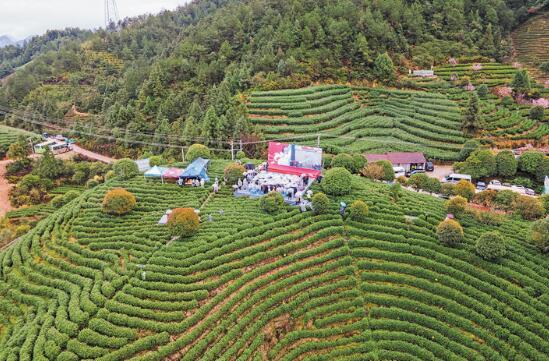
267, 142, 323, 178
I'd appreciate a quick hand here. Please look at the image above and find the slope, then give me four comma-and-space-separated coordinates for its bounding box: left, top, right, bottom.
247, 85, 466, 161
0, 174, 547, 360
512, 11, 549, 84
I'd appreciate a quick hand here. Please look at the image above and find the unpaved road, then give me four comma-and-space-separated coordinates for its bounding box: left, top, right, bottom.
0, 160, 13, 218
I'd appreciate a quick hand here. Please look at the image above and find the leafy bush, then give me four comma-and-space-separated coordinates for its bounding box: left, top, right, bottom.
51, 195, 65, 208
186, 144, 211, 162
86, 179, 100, 188
311, 193, 330, 215
389, 182, 402, 201
496, 150, 517, 178
453, 180, 475, 201
376, 160, 395, 182
460, 139, 480, 160
436, 219, 464, 246
361, 163, 384, 181
349, 200, 369, 222
476, 231, 507, 260
322, 167, 352, 195
113, 159, 139, 180
168, 208, 200, 237
149, 155, 164, 167
224, 163, 245, 185
408, 173, 429, 191
519, 150, 544, 175
458, 149, 496, 179
102, 188, 137, 215
542, 194, 549, 215
529, 106, 544, 121
104, 170, 115, 181
493, 190, 518, 211
396, 176, 408, 186
441, 183, 455, 198
331, 153, 356, 173
473, 190, 497, 207
536, 157, 549, 182
477, 84, 489, 99
236, 150, 246, 160
260, 192, 284, 214
445, 196, 467, 217
63, 190, 80, 204
515, 196, 544, 220
530, 218, 549, 253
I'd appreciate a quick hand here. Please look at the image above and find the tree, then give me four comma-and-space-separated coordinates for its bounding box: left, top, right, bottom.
541, 194, 549, 215
389, 182, 402, 202
460, 140, 480, 160
168, 208, 200, 237
408, 173, 429, 191
425, 177, 441, 194
496, 150, 517, 178
511, 69, 531, 95
331, 153, 356, 173
349, 200, 369, 222
476, 84, 489, 99
7, 136, 28, 161
493, 190, 518, 211
260, 192, 284, 214
186, 144, 211, 162
311, 193, 330, 215
441, 183, 455, 198
372, 53, 395, 84
453, 180, 475, 201
515, 196, 544, 221
519, 151, 544, 175
476, 231, 507, 260
102, 188, 136, 215
530, 218, 549, 253
445, 196, 467, 217
462, 92, 480, 135
322, 167, 352, 196
34, 148, 63, 180
113, 159, 139, 180
529, 106, 544, 121
224, 163, 245, 185
361, 163, 385, 181
458, 149, 496, 179
202, 106, 220, 146
376, 160, 394, 182
436, 219, 464, 246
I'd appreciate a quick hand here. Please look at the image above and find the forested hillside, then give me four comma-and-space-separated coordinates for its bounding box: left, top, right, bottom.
0, 0, 545, 158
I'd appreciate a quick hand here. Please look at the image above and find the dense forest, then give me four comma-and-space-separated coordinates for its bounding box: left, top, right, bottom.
0, 0, 547, 158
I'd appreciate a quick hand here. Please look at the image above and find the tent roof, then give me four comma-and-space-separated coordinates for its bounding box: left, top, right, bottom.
135, 158, 151, 172
180, 157, 210, 178
144, 166, 168, 177
163, 168, 184, 179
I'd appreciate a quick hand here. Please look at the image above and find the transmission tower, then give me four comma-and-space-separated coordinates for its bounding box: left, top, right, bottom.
104, 0, 120, 28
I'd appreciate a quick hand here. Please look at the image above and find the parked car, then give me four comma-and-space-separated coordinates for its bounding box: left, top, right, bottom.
476, 182, 487, 191
443, 173, 472, 183
525, 188, 536, 196
425, 161, 434, 172
489, 180, 501, 186
393, 166, 406, 178
406, 169, 425, 177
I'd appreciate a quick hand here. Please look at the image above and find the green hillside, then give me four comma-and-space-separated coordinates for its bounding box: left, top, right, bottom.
0, 174, 547, 360
512, 11, 549, 83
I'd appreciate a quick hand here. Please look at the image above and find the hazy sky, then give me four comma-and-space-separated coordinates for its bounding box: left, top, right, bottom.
0, 0, 188, 39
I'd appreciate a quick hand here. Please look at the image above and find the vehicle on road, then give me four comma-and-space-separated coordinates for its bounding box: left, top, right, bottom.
425, 161, 434, 172
476, 182, 487, 190
406, 169, 425, 177
443, 173, 472, 183
393, 166, 406, 178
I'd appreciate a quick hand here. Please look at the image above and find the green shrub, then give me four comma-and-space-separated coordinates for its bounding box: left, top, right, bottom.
113, 159, 139, 180
311, 193, 330, 215
236, 150, 246, 160
477, 84, 489, 99
331, 153, 356, 173
102, 188, 137, 216
168, 208, 200, 237
260, 192, 285, 214
86, 179, 100, 188
186, 144, 211, 162
436, 219, 464, 246
496, 150, 517, 178
349, 200, 369, 222
519, 150, 544, 175
149, 155, 164, 167
445, 196, 467, 217
530, 218, 549, 253
376, 160, 395, 182
515, 196, 544, 220
476, 231, 507, 260
51, 195, 65, 208
441, 183, 455, 198
453, 180, 475, 201
63, 190, 80, 204
542, 194, 549, 215
493, 190, 518, 211
529, 106, 544, 121
408, 173, 429, 191
104, 170, 115, 181
224, 163, 245, 185
460, 140, 480, 160
322, 167, 352, 195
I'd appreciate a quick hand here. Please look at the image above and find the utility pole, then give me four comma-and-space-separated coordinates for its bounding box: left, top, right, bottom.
105, 0, 120, 28
317, 134, 321, 147
230, 140, 235, 161
239, 139, 243, 152
181, 147, 185, 162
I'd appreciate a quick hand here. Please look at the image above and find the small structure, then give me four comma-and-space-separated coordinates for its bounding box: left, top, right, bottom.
365, 152, 427, 173
179, 157, 210, 184
135, 158, 151, 173
163, 168, 184, 181
544, 176, 549, 195
412, 69, 435, 77
144, 166, 168, 183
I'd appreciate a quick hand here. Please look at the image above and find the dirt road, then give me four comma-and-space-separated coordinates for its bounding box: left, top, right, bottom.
71, 145, 115, 164
0, 160, 13, 218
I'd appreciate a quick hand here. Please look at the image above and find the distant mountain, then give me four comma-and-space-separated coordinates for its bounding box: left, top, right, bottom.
0, 35, 16, 47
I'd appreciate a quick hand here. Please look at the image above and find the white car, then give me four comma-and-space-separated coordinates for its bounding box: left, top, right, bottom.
393, 166, 406, 178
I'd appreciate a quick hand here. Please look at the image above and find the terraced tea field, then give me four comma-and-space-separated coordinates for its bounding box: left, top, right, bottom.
0, 175, 547, 360
512, 11, 549, 84
247, 85, 465, 161
0, 124, 38, 148
434, 63, 518, 86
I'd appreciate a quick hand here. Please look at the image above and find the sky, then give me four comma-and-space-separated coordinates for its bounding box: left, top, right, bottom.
0, 0, 188, 39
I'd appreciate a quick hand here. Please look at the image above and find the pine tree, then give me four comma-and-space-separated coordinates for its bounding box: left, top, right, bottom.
183, 116, 199, 146
372, 53, 396, 84
202, 107, 219, 146
463, 92, 480, 135
153, 116, 170, 153
511, 69, 531, 95
34, 148, 62, 180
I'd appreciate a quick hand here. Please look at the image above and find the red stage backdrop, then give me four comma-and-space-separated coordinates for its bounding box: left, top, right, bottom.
267, 142, 323, 178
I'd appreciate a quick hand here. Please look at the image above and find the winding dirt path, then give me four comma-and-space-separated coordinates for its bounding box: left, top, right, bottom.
0, 160, 13, 217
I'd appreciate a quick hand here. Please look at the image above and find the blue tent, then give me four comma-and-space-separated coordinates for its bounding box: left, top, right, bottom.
180, 158, 210, 182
